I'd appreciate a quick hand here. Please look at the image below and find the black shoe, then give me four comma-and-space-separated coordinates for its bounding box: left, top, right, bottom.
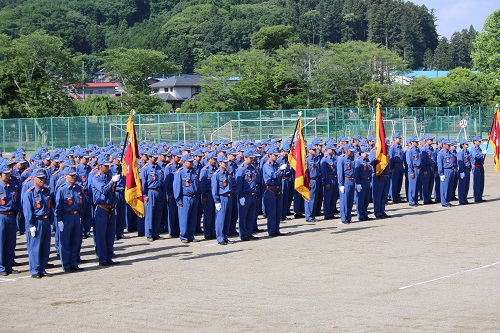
77, 258, 87, 263
248, 235, 259, 240
305, 219, 316, 222
204, 236, 216, 240
108, 260, 120, 265
138, 232, 145, 237
40, 271, 51, 277
147, 237, 154, 242
218, 241, 228, 245
253, 229, 263, 233
71, 267, 84, 272
409, 204, 418, 207
228, 232, 239, 237
99, 262, 110, 267
275, 232, 287, 236
294, 213, 305, 218
32, 274, 42, 279
152, 236, 162, 241
0, 271, 8, 276
115, 235, 123, 240
190, 239, 200, 243
382, 213, 391, 218
181, 239, 189, 244
6, 269, 18, 275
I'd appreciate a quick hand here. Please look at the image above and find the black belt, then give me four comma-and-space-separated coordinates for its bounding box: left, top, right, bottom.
0, 211, 15, 215
413, 166, 421, 169
266, 186, 280, 189
184, 194, 196, 198
243, 192, 256, 195
428, 164, 436, 166
148, 187, 160, 191
344, 177, 353, 180
35, 214, 49, 219
64, 210, 80, 215
97, 204, 111, 211
115, 189, 124, 193
310, 177, 317, 180
220, 193, 231, 197
361, 177, 370, 180
328, 174, 337, 178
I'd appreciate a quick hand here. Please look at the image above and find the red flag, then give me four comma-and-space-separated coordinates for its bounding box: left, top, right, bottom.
488, 107, 500, 173
375, 101, 389, 175
288, 119, 310, 201
124, 114, 144, 217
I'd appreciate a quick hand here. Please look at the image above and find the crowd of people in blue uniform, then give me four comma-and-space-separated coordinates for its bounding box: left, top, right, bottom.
0, 132, 488, 279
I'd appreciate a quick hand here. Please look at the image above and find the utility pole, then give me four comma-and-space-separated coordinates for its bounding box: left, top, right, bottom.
82, 61, 85, 101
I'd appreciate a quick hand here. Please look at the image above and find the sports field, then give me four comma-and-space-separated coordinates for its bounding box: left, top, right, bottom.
1, 161, 499, 333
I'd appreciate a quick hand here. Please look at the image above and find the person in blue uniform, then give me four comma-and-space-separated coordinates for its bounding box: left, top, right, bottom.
389, 133, 405, 203
437, 140, 455, 207
226, 148, 239, 236
355, 147, 372, 221
406, 136, 427, 206
262, 148, 287, 236
457, 139, 472, 205
369, 144, 391, 219
470, 136, 486, 202
173, 155, 200, 243
165, 150, 182, 237
76, 149, 93, 239
199, 152, 217, 240
22, 169, 54, 278
337, 144, 356, 224
421, 134, 437, 204
305, 144, 320, 222
278, 144, 293, 221
0, 164, 20, 276
91, 154, 120, 266
212, 155, 233, 245
236, 150, 259, 241
110, 152, 126, 240
320, 142, 338, 220
141, 148, 165, 242
54, 166, 85, 273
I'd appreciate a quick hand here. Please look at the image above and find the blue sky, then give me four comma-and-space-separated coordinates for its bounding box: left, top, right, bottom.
409, 1, 499, 39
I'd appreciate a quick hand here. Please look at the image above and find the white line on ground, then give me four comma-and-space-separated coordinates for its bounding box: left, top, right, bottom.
399, 260, 500, 290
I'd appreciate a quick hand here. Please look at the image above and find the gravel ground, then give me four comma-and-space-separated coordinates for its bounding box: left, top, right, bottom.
1, 161, 499, 333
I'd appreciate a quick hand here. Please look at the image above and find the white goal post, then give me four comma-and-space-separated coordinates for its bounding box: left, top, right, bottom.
210, 118, 317, 142
109, 121, 188, 143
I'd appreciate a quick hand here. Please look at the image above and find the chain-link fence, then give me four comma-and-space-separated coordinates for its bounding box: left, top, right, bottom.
0, 106, 496, 152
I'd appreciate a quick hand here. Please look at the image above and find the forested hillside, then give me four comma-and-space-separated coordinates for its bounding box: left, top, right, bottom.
0, 0, 443, 71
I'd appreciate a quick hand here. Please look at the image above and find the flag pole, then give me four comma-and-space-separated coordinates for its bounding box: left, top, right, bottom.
120, 109, 135, 163
483, 104, 499, 162
289, 111, 302, 154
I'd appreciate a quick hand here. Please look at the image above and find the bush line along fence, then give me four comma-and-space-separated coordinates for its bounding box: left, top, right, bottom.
1, 106, 496, 152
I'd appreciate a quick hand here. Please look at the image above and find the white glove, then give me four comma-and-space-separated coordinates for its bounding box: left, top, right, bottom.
482, 149, 487, 155
460, 172, 465, 179
356, 184, 362, 192
440, 175, 445, 182
30, 226, 36, 237
339, 186, 345, 194
239, 197, 245, 206
279, 164, 287, 170
215, 202, 222, 211
58, 221, 64, 232
112, 174, 121, 182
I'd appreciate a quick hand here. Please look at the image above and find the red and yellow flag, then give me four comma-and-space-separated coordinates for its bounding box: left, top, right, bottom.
488, 106, 500, 173
375, 101, 389, 175
288, 119, 310, 201
124, 114, 144, 217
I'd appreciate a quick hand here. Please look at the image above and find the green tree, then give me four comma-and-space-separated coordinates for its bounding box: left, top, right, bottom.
101, 48, 179, 94
472, 8, 500, 73
250, 25, 299, 52
0, 31, 76, 118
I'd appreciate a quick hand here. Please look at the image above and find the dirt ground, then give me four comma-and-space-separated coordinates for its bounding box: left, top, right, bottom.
1, 161, 499, 333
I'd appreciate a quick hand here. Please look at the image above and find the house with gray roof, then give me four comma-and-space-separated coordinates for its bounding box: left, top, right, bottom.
150, 74, 202, 110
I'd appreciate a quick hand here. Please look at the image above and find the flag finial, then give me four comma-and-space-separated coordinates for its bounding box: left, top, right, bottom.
130, 109, 136, 116
496, 104, 499, 108
377, 98, 382, 103
298, 111, 303, 117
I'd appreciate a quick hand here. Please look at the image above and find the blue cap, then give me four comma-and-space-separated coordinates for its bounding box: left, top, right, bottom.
171, 149, 182, 157
393, 132, 402, 139
3, 158, 15, 166
450, 140, 457, 146
344, 144, 356, 151
473, 136, 481, 141
268, 148, 280, 155
112, 152, 122, 160
65, 166, 77, 175
1, 164, 11, 174
306, 143, 315, 151
312, 138, 324, 145
353, 135, 362, 141
193, 149, 204, 157
147, 148, 159, 157
180, 155, 194, 162
217, 155, 229, 163
442, 139, 451, 145
460, 139, 468, 145
32, 168, 46, 178
243, 149, 256, 157
366, 136, 375, 142
325, 142, 335, 150
361, 146, 371, 153
98, 154, 112, 166
207, 152, 217, 159
409, 136, 418, 142
338, 136, 348, 142
226, 148, 237, 155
